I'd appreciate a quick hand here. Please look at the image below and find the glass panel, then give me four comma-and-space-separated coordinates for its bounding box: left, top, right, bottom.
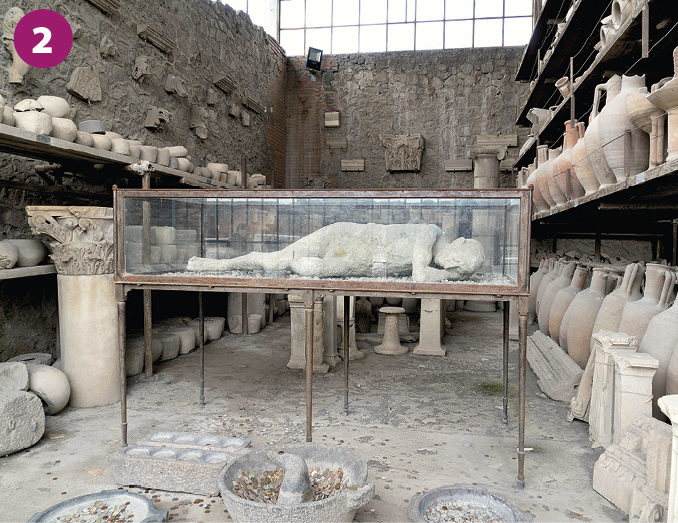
333, 26, 359, 54
475, 0, 504, 18
505, 0, 533, 17
387, 23, 414, 51
279, 29, 305, 56
280, 0, 304, 29
334, 0, 359, 26
445, 20, 473, 48
306, 28, 332, 54
474, 18, 503, 47
415, 21, 443, 50
359, 24, 387, 53
306, 0, 332, 27
445, 0, 473, 19
388, 0, 407, 23
361, 0, 387, 25
504, 16, 532, 45
121, 194, 523, 287
417, 0, 444, 21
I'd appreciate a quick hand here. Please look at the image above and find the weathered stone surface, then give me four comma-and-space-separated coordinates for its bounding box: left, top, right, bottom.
413, 299, 445, 356
0, 390, 45, 455
67, 67, 102, 102
527, 330, 583, 402
166, 326, 195, 355
375, 306, 408, 355
157, 333, 181, 361
0, 362, 29, 392
26, 364, 70, 415
8, 353, 52, 366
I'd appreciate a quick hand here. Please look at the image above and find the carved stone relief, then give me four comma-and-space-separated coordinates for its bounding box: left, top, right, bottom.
99, 36, 116, 59
206, 88, 218, 106
26, 206, 114, 276
144, 106, 170, 130
190, 106, 209, 140
165, 74, 188, 98
66, 16, 81, 39
67, 67, 102, 103
241, 111, 251, 127
379, 134, 425, 172
228, 103, 240, 118
132, 56, 150, 83
2, 8, 30, 85
302, 177, 331, 189
137, 24, 175, 54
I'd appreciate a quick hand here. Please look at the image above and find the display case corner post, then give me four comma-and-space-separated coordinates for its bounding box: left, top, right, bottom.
305, 290, 315, 442
517, 296, 528, 490
343, 294, 350, 415
502, 302, 510, 425
117, 292, 128, 447
199, 291, 205, 406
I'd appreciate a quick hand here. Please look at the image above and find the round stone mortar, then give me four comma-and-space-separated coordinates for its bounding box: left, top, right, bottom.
27, 489, 167, 522
218, 442, 375, 522
408, 484, 533, 522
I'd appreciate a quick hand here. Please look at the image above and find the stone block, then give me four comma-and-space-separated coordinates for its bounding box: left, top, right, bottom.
0, 362, 29, 392
0, 390, 45, 455
526, 331, 583, 402
166, 326, 196, 355
157, 333, 180, 361
413, 299, 445, 356
593, 443, 646, 514
288, 293, 329, 372
125, 340, 144, 377
325, 111, 340, 127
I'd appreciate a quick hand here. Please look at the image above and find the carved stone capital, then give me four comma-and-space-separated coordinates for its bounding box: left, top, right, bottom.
26, 206, 114, 275
379, 134, 425, 172
467, 145, 508, 161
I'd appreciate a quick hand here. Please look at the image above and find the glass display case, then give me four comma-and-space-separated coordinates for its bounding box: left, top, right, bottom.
114, 189, 531, 296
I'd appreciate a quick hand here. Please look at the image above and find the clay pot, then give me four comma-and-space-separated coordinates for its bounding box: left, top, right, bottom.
14, 99, 44, 112
50, 118, 77, 142
14, 111, 52, 135
619, 263, 675, 344
536, 258, 562, 317
647, 66, 678, 164
526, 146, 550, 214
528, 258, 548, 324
538, 260, 576, 336
7, 239, 47, 267
611, 0, 634, 30
74, 131, 94, 147
571, 122, 599, 194
0, 240, 20, 269
600, 15, 616, 49
552, 121, 586, 201
563, 268, 609, 368
598, 75, 649, 181
91, 134, 112, 151
110, 138, 131, 155
555, 77, 570, 99
585, 76, 621, 187
537, 148, 562, 209
36, 96, 70, 118
139, 145, 158, 162
26, 364, 70, 415
642, 302, 678, 420
2, 105, 15, 126
548, 266, 588, 345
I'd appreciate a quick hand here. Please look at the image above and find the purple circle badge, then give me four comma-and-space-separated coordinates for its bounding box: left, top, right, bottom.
14, 10, 73, 68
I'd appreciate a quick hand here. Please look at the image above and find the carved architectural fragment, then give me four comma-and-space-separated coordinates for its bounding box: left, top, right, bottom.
85, 0, 121, 13
214, 73, 237, 94
165, 74, 188, 98
241, 111, 250, 127
190, 106, 209, 140
379, 133, 425, 171
132, 56, 150, 82
527, 330, 583, 402
67, 66, 102, 103
144, 106, 170, 130
2, 8, 30, 85
26, 206, 114, 275
243, 96, 264, 114
137, 24, 175, 54
206, 88, 218, 105
99, 36, 116, 58
228, 103, 240, 118
341, 159, 364, 172
326, 137, 348, 149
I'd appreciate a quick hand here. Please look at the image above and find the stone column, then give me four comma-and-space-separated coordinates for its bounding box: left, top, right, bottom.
323, 295, 341, 366
413, 299, 446, 356
467, 145, 507, 189
336, 296, 365, 360
26, 206, 119, 407
589, 332, 638, 448
658, 395, 678, 523
612, 352, 659, 445
287, 292, 329, 373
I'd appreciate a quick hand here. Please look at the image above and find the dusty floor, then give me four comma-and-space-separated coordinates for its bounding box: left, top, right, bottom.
0, 308, 625, 523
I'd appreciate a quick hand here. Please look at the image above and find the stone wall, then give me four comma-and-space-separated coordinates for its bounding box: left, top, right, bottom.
286, 47, 530, 189
0, 0, 287, 359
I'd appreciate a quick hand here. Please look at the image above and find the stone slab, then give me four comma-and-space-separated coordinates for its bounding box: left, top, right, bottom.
0, 362, 29, 392
527, 331, 583, 402
139, 431, 250, 451
0, 390, 45, 456
157, 333, 181, 361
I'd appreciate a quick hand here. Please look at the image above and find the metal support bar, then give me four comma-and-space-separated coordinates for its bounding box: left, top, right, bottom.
502, 302, 509, 425
242, 292, 248, 335
305, 293, 314, 442
517, 297, 528, 490
199, 291, 205, 406
143, 289, 153, 378
118, 300, 128, 447
343, 295, 350, 415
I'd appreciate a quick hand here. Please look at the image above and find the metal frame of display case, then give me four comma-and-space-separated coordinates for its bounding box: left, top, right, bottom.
113, 188, 532, 488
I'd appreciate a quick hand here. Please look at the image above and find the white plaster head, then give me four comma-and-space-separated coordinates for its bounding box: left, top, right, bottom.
434, 237, 485, 279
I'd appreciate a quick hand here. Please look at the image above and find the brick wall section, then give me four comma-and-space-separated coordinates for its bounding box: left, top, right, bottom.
267, 37, 287, 189
286, 47, 530, 189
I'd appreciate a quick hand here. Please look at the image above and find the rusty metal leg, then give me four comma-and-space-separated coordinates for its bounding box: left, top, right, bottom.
199, 291, 205, 406
268, 294, 275, 324
118, 300, 128, 447
503, 302, 509, 426
242, 292, 248, 335
344, 295, 350, 415
143, 290, 153, 378
518, 305, 528, 490
305, 299, 314, 442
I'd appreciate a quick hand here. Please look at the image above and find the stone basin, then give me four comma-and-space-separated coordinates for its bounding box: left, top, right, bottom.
27, 489, 167, 522
408, 484, 533, 522
218, 442, 375, 522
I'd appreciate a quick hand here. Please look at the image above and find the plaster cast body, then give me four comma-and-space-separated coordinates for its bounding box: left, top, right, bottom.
188, 222, 485, 283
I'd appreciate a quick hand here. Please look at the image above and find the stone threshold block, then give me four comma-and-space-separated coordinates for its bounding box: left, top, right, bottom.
526, 331, 583, 402
110, 432, 251, 496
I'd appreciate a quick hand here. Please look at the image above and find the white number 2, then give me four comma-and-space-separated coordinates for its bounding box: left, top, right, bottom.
32, 27, 52, 54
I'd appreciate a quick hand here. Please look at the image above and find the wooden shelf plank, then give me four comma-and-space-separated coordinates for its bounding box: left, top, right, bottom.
0, 264, 57, 280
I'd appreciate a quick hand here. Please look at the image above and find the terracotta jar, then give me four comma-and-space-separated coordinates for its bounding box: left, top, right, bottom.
538, 260, 577, 336
571, 122, 599, 195
563, 268, 609, 368
598, 75, 649, 182
647, 47, 678, 164
538, 147, 562, 210
612, 0, 634, 30
642, 301, 678, 420
553, 121, 586, 201
548, 266, 588, 345
528, 258, 547, 324
536, 258, 562, 318
531, 257, 556, 321
589, 263, 645, 353
6, 239, 47, 267
526, 145, 551, 214
585, 75, 621, 187
618, 263, 676, 345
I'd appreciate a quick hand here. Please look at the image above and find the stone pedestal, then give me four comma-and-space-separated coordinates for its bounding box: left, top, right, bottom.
375, 307, 408, 355
288, 294, 329, 373
27, 206, 120, 408
612, 352, 659, 445
589, 332, 638, 448
377, 311, 414, 341
658, 395, 678, 522
337, 296, 364, 360
322, 295, 340, 366
413, 299, 446, 356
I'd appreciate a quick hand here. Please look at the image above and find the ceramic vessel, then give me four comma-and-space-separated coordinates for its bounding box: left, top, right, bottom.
36, 96, 70, 118
611, 0, 634, 30
555, 77, 570, 99
537, 147, 562, 209
91, 134, 112, 151
536, 258, 561, 317
585, 76, 621, 187
597, 75, 649, 181
600, 16, 616, 49
548, 266, 587, 345
553, 121, 586, 200
7, 239, 47, 267
538, 260, 576, 336
50, 118, 77, 142
74, 131, 94, 147
571, 122, 600, 194
526, 146, 550, 214
2, 105, 14, 126
564, 268, 609, 367
13, 110, 52, 135
528, 258, 548, 324
647, 47, 678, 163
26, 364, 70, 415
0, 240, 19, 269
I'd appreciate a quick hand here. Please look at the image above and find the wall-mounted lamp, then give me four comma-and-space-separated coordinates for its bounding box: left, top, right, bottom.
306, 47, 323, 71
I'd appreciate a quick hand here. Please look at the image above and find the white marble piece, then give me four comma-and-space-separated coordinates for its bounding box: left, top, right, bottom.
413, 299, 445, 356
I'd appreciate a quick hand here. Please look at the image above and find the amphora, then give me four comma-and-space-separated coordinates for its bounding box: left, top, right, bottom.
548, 266, 587, 345
536, 258, 562, 318
552, 122, 586, 201
528, 258, 548, 324
526, 145, 551, 214
538, 260, 576, 336
585, 76, 621, 187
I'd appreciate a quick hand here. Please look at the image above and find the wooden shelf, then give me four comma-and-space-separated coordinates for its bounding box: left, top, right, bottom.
0, 264, 56, 280
0, 123, 231, 190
